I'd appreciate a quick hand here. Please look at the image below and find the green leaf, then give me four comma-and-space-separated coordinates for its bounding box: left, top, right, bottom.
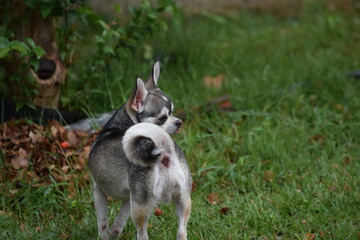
102, 45, 115, 56
0, 37, 10, 58
97, 20, 108, 30
30, 58, 40, 71
0, 37, 10, 48
33, 46, 45, 57
0, 47, 10, 58
147, 12, 157, 20
24, 38, 36, 48
114, 3, 122, 14
9, 40, 30, 54
40, 6, 52, 18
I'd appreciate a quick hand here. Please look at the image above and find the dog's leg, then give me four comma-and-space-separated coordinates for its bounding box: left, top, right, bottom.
110, 200, 131, 237
131, 201, 153, 240
176, 195, 191, 240
93, 184, 109, 240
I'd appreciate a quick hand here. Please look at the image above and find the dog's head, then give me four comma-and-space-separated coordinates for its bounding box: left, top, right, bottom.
126, 61, 182, 134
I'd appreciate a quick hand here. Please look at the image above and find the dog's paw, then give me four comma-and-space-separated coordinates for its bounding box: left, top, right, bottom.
98, 222, 110, 240
110, 225, 123, 237
177, 231, 187, 240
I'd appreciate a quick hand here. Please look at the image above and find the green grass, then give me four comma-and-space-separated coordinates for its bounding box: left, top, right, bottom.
1, 3, 360, 239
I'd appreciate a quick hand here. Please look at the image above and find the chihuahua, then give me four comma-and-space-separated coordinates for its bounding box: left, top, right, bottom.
88, 62, 192, 240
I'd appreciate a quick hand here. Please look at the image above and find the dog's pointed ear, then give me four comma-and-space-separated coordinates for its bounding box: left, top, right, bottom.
130, 77, 148, 112
146, 61, 160, 89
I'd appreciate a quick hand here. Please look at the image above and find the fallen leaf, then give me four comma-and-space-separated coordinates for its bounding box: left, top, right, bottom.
219, 207, 230, 215
61, 165, 70, 173
219, 100, 232, 109
204, 74, 227, 89
66, 130, 78, 146
81, 173, 91, 183
11, 148, 29, 169
60, 233, 69, 239
191, 182, 197, 193
308, 134, 325, 145
263, 170, 274, 182
154, 208, 163, 216
29, 131, 44, 144
79, 146, 90, 167
50, 126, 59, 138
207, 193, 220, 205
20, 223, 26, 232
305, 233, 315, 240
343, 156, 352, 166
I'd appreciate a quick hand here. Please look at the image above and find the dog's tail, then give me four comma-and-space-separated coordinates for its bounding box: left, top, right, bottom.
122, 123, 174, 167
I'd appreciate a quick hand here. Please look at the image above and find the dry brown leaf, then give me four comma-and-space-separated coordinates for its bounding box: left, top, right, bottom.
263, 170, 274, 182
66, 130, 78, 146
11, 148, 29, 169
219, 100, 232, 109
207, 192, 220, 204
79, 146, 90, 167
154, 208, 163, 216
74, 163, 82, 171
29, 131, 45, 144
60, 233, 69, 239
308, 134, 325, 145
191, 182, 197, 193
219, 207, 230, 215
204, 74, 227, 89
343, 156, 352, 166
74, 130, 89, 138
81, 173, 91, 183
61, 165, 70, 173
20, 223, 26, 232
305, 233, 315, 240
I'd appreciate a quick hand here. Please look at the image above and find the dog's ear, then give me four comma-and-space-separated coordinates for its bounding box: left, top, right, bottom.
129, 77, 148, 112
146, 61, 160, 89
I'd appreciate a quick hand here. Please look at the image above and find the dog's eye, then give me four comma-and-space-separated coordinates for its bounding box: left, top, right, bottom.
158, 116, 168, 122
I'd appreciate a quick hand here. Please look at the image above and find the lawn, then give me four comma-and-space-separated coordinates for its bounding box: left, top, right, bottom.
1, 2, 360, 239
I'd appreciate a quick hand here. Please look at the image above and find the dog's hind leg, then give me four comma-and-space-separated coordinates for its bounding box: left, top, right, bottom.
131, 201, 154, 240
176, 195, 191, 240
93, 184, 109, 240
110, 200, 131, 237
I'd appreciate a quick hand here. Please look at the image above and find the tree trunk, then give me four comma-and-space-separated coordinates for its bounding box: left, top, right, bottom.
2, 1, 66, 109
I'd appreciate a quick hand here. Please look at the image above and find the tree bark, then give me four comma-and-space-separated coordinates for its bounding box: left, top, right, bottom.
1, 0, 66, 109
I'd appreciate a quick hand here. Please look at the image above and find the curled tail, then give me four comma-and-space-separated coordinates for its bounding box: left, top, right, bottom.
122, 123, 174, 167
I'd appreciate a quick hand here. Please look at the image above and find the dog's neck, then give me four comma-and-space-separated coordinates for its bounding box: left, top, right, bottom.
100, 104, 134, 134
125, 101, 139, 125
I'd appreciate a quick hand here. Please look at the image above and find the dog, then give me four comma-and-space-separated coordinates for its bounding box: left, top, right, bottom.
88, 61, 192, 240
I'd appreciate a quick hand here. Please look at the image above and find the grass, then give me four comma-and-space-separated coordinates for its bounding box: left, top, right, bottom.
1, 2, 360, 239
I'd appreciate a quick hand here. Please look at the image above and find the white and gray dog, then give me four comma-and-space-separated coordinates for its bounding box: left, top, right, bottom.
88, 62, 192, 240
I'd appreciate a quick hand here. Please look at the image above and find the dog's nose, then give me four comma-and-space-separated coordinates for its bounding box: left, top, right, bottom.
175, 119, 182, 127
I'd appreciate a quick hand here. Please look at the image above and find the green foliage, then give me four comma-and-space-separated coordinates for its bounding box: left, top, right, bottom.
0, 36, 45, 101
0, 0, 178, 110
62, 0, 180, 111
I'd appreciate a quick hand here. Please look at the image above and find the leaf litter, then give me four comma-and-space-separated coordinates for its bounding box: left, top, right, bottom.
0, 119, 98, 188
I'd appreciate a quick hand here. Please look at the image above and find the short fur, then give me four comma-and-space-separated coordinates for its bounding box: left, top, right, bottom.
88, 62, 191, 240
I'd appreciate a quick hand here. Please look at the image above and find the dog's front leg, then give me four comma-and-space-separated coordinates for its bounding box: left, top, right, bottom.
131, 201, 153, 240
110, 200, 131, 237
93, 184, 109, 240
176, 196, 191, 240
